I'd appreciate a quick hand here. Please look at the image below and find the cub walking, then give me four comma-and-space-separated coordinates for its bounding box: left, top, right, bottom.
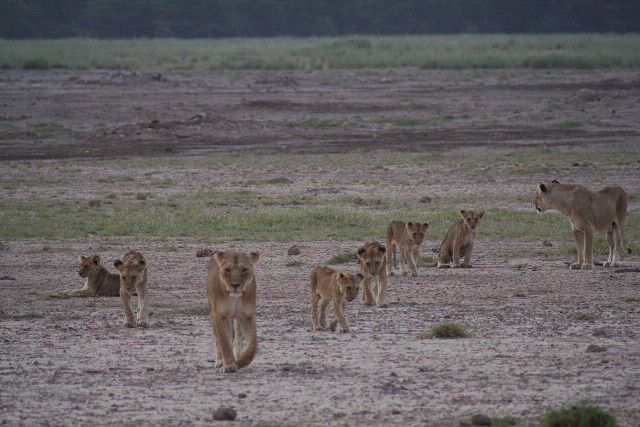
386, 221, 429, 276
310, 266, 362, 333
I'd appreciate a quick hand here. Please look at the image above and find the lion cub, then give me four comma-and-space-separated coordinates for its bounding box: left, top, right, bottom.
357, 241, 388, 307
113, 251, 149, 328
310, 266, 362, 333
437, 210, 485, 268
386, 221, 429, 276
206, 251, 259, 373
68, 255, 121, 297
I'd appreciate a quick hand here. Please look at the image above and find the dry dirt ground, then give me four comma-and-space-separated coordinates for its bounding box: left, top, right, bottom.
1, 69, 640, 426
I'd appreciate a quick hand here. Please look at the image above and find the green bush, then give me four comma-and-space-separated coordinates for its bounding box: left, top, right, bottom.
540, 405, 616, 427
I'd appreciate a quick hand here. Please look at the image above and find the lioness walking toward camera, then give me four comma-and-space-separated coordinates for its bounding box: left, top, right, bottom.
68, 255, 121, 297
534, 181, 629, 269
438, 210, 485, 268
310, 266, 362, 333
206, 251, 259, 373
114, 251, 149, 327
386, 221, 429, 276
357, 241, 388, 307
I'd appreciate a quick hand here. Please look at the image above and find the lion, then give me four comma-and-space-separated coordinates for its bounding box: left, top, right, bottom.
67, 255, 121, 297
534, 180, 629, 269
310, 266, 362, 333
386, 221, 430, 277
206, 250, 259, 373
437, 210, 485, 268
113, 251, 149, 328
357, 241, 388, 307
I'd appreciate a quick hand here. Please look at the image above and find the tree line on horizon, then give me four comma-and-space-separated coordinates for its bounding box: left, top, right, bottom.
2, 0, 639, 39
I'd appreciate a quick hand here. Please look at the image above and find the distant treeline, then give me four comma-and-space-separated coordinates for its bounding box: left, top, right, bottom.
2, 0, 639, 39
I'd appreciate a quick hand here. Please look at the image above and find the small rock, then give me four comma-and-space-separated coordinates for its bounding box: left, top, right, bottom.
420, 196, 432, 203
543, 240, 553, 247
586, 344, 607, 353
470, 413, 492, 426
88, 199, 101, 207
213, 406, 236, 421
237, 393, 247, 399
196, 249, 215, 258
287, 245, 301, 256
105, 193, 117, 199
136, 193, 147, 200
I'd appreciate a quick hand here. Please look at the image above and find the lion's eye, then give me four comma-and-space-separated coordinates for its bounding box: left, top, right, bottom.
131, 275, 137, 280
224, 269, 231, 275
241, 269, 248, 275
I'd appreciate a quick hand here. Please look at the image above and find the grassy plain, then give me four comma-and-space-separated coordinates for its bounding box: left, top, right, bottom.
1, 34, 640, 70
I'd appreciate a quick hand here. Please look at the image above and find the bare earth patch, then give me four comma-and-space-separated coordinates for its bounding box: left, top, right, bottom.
1, 69, 639, 426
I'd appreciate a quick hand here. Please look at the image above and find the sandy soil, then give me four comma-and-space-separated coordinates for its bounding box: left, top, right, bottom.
1, 69, 640, 426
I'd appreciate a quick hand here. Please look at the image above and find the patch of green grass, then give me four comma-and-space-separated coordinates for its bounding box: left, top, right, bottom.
11, 311, 44, 320
573, 312, 599, 322
46, 292, 70, 299
540, 405, 616, 427
490, 416, 519, 426
326, 252, 358, 265
622, 296, 640, 303
28, 290, 38, 295
285, 260, 305, 267
418, 322, 470, 339
549, 120, 584, 128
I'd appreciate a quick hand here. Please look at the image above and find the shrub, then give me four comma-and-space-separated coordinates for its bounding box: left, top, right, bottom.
419, 322, 470, 339
540, 405, 616, 427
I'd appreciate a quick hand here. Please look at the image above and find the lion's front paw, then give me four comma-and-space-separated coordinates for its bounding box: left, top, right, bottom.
452, 263, 461, 268
123, 320, 136, 328
137, 320, 149, 328
411, 272, 418, 277
436, 263, 447, 268
313, 324, 326, 331
569, 263, 582, 269
219, 363, 238, 373
387, 271, 395, 276
339, 327, 349, 333
362, 299, 374, 306
581, 263, 594, 270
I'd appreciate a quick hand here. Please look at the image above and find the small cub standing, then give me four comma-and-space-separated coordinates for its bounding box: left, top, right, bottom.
386, 221, 429, 276
114, 251, 149, 327
206, 251, 259, 373
310, 266, 362, 333
68, 255, 121, 297
438, 210, 485, 268
357, 241, 388, 307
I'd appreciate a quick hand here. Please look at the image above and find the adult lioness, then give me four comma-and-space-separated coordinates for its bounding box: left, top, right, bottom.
386, 221, 429, 276
206, 251, 259, 373
357, 241, 388, 307
114, 251, 149, 328
437, 210, 485, 268
534, 181, 629, 269
310, 266, 362, 333
68, 255, 121, 297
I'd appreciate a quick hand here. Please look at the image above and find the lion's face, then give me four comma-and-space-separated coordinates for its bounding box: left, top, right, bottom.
534, 183, 549, 213
78, 255, 100, 278
357, 242, 386, 276
213, 251, 260, 297
459, 210, 485, 230
406, 222, 429, 246
336, 272, 362, 301
114, 252, 147, 292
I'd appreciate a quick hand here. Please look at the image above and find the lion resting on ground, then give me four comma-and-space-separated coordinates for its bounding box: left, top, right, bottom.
534, 181, 629, 269
68, 255, 121, 297
114, 251, 149, 328
206, 251, 259, 373
386, 221, 429, 277
357, 241, 388, 307
438, 210, 485, 268
310, 266, 362, 333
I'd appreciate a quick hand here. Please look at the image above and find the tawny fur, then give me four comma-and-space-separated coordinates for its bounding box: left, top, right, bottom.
386, 221, 429, 277
68, 255, 121, 297
206, 251, 259, 373
310, 266, 362, 333
438, 210, 485, 268
114, 251, 149, 328
534, 181, 629, 269
357, 241, 388, 307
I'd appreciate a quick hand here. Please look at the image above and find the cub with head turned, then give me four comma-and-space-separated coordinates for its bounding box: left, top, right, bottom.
357, 241, 388, 307
68, 255, 121, 297
310, 266, 362, 333
206, 250, 259, 373
386, 221, 429, 277
438, 210, 485, 268
114, 251, 149, 327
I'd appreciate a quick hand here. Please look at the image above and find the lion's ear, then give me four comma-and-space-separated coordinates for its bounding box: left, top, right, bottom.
356, 273, 364, 280
114, 260, 123, 270
551, 180, 560, 184
92, 255, 100, 264
378, 245, 386, 254
423, 223, 429, 229
459, 209, 466, 217
213, 251, 225, 266
357, 247, 366, 258
406, 222, 413, 227
337, 271, 346, 279
478, 211, 485, 219
79, 255, 85, 262
539, 183, 547, 192
249, 251, 260, 265
138, 259, 147, 269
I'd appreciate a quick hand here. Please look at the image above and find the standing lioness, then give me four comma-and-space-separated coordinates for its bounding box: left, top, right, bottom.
206, 251, 259, 373
534, 181, 629, 269
438, 210, 485, 268
114, 251, 149, 327
310, 266, 362, 333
